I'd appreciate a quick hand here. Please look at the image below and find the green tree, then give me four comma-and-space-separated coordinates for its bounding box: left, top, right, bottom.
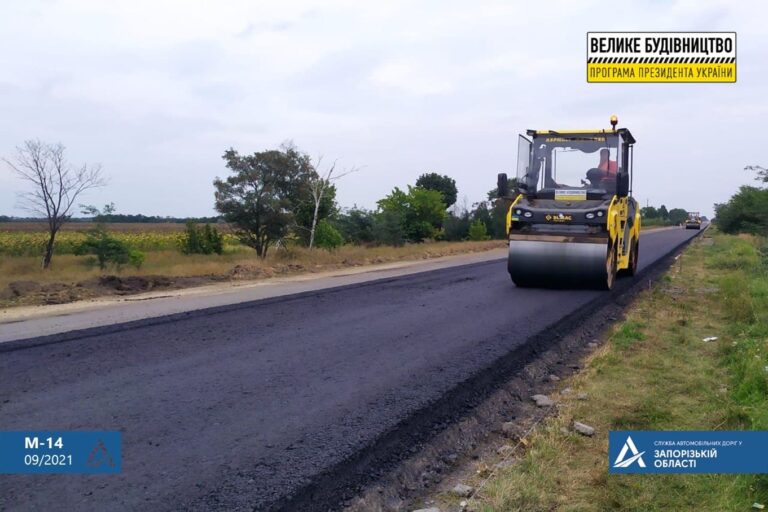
485, 188, 510, 239
372, 209, 405, 246
301, 160, 358, 249
313, 219, 344, 249
377, 186, 445, 242
415, 172, 458, 208
641, 206, 659, 219
443, 211, 470, 241
377, 187, 409, 218
75, 225, 144, 270
658, 204, 669, 220
294, 183, 337, 245
203, 224, 224, 254
668, 208, 688, 225
468, 219, 490, 240
180, 221, 224, 255
213, 144, 315, 258
406, 186, 446, 240
472, 200, 493, 237
334, 207, 375, 244
715, 186, 768, 235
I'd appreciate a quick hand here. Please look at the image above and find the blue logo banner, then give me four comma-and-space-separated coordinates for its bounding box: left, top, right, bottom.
609, 431, 768, 474
0, 431, 121, 474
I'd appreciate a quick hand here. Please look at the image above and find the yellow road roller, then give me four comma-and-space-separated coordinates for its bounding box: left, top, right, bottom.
685, 211, 702, 229
497, 116, 640, 290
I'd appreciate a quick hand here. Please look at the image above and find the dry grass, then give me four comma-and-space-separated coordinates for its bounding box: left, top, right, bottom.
0, 251, 243, 288
0, 240, 504, 302
466, 232, 768, 511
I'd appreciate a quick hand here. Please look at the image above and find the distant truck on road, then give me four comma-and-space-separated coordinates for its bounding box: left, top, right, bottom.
685, 212, 702, 230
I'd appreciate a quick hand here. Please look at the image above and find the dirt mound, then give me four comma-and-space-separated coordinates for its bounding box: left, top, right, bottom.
0, 274, 212, 307
97, 275, 174, 294
274, 263, 305, 274
0, 280, 87, 305
5, 280, 42, 297
229, 264, 273, 280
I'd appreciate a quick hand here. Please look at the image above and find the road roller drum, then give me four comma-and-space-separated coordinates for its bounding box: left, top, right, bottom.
508, 237, 614, 289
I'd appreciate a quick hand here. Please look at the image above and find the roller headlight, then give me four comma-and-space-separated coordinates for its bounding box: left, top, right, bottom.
585, 213, 595, 219
523, 211, 533, 218
597, 211, 604, 217
515, 209, 522, 215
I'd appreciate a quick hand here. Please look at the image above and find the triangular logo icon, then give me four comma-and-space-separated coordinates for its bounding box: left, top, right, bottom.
87, 439, 115, 468
613, 435, 646, 468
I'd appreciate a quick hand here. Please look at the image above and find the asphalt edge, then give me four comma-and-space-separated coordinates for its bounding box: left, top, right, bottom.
0, 258, 504, 353
271, 227, 708, 511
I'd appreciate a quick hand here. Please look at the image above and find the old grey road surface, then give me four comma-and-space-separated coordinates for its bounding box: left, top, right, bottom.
0, 227, 700, 511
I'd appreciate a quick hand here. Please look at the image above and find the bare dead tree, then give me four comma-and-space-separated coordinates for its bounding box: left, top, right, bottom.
4, 140, 105, 268
307, 157, 359, 249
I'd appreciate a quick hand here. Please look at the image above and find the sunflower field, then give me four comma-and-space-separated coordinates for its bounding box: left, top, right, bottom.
0, 229, 241, 256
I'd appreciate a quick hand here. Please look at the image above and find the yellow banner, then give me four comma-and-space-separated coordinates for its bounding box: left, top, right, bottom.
587, 63, 735, 83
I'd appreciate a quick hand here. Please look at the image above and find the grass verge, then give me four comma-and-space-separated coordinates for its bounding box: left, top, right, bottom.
469, 231, 768, 511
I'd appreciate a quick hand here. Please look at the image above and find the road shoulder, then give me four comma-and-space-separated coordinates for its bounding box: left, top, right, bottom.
0, 247, 506, 343
420, 230, 767, 511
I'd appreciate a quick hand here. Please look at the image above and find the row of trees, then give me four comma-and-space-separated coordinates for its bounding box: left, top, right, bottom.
341, 186, 507, 246
715, 166, 768, 235
640, 204, 690, 225
5, 139, 505, 268
213, 143, 349, 257
214, 144, 507, 258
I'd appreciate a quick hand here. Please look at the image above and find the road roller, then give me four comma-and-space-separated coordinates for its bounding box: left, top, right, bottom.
497, 116, 640, 290
685, 211, 702, 229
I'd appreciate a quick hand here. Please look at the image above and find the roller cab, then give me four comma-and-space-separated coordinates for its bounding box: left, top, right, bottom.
498, 117, 640, 290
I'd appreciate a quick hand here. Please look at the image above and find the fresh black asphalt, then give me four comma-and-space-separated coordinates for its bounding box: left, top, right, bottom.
0, 228, 700, 511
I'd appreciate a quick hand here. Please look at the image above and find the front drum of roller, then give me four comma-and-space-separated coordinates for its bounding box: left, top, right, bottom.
507, 239, 612, 289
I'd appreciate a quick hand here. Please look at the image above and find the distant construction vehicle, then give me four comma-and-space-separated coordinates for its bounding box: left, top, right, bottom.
685, 212, 702, 230
497, 116, 640, 290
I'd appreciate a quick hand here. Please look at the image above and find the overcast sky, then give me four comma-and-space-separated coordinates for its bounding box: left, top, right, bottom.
1, 0, 766, 218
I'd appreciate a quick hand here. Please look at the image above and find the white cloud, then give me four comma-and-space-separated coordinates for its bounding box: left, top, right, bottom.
1, 0, 766, 217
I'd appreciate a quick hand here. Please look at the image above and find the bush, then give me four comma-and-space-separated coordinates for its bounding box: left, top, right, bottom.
180, 221, 224, 255
372, 210, 405, 246
377, 186, 444, 243
75, 228, 144, 270
668, 208, 688, 225
473, 195, 509, 239
715, 185, 768, 235
314, 219, 344, 249
333, 207, 375, 244
405, 187, 445, 241
468, 219, 490, 241
129, 249, 146, 269
409, 220, 438, 242
443, 212, 470, 241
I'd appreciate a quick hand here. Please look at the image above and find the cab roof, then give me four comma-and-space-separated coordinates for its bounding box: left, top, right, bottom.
526, 128, 636, 144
